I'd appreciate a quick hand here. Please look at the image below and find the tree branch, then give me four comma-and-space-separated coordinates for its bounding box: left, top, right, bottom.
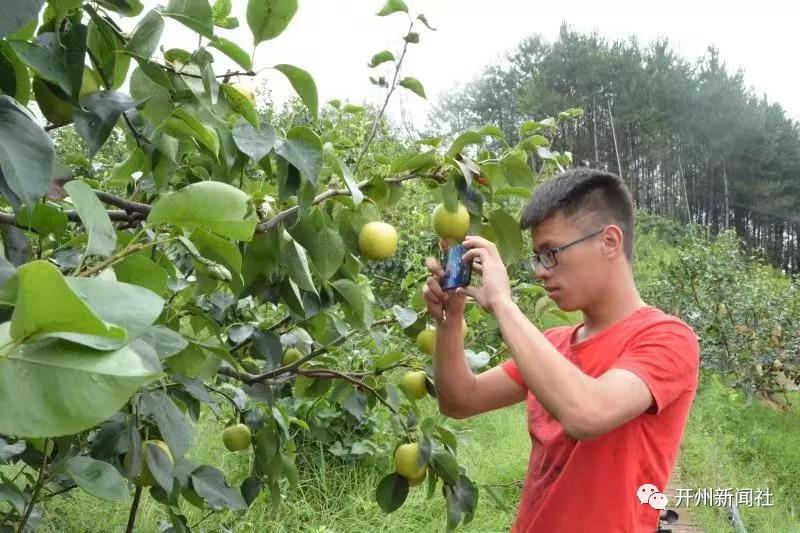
125, 486, 142, 533
255, 171, 436, 233
76, 241, 162, 277
93, 190, 151, 215
218, 317, 395, 384
353, 19, 416, 174
16, 441, 49, 533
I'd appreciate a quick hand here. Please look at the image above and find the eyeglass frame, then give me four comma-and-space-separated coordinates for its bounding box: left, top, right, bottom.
530, 227, 607, 270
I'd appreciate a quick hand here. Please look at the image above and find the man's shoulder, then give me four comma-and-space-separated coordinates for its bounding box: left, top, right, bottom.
638, 306, 699, 340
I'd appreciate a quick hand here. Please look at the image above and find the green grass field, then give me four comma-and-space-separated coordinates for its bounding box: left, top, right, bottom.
35, 403, 530, 532
18, 373, 800, 532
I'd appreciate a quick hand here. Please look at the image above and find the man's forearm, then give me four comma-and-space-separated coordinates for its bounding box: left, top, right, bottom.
431, 318, 475, 416
492, 299, 593, 428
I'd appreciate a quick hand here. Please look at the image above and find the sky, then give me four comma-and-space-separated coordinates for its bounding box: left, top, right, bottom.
133, 0, 800, 132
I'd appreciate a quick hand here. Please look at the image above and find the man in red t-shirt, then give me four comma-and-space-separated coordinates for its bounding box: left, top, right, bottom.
422, 168, 699, 532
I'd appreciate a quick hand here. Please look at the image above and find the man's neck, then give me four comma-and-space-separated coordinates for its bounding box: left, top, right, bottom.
576, 273, 646, 343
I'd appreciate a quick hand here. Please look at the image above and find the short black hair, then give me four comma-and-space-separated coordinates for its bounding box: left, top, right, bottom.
519, 168, 635, 262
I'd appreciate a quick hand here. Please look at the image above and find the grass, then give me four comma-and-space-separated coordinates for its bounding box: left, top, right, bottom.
33, 403, 530, 532
679, 372, 800, 532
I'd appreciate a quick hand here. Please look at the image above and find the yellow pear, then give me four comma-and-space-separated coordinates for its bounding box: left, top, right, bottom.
33, 66, 102, 126
432, 202, 470, 241
402, 370, 428, 400
232, 83, 256, 106
358, 221, 399, 260
282, 347, 303, 365
394, 442, 426, 480
223, 423, 252, 452
416, 328, 436, 355
125, 440, 173, 487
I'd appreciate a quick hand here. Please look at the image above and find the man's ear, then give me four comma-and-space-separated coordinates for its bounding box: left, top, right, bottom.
601, 225, 625, 258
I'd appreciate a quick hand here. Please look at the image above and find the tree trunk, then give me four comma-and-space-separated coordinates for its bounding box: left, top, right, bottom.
722, 161, 730, 230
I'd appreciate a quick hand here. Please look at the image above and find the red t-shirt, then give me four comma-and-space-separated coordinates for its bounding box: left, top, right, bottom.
500, 305, 700, 533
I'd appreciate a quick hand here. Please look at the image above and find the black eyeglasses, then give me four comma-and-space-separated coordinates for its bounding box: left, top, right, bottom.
530, 227, 606, 270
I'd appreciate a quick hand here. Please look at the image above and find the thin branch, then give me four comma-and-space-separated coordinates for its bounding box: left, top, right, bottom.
353, 19, 416, 175
298, 367, 408, 431
125, 486, 142, 533
16, 440, 49, 533
76, 241, 162, 277
84, 47, 149, 146
93, 190, 151, 215
218, 317, 395, 384
40, 485, 77, 500
256, 172, 435, 234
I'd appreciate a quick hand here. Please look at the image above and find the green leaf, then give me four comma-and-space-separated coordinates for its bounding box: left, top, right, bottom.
209, 37, 252, 71
0, 323, 160, 437
281, 233, 317, 294
10, 26, 86, 100
220, 83, 258, 127
10, 261, 126, 345
144, 440, 174, 492
159, 108, 220, 157
489, 209, 524, 265
148, 181, 258, 241
500, 150, 533, 188
273, 64, 318, 120
16, 202, 67, 239
0, 0, 47, 39
96, 0, 143, 16
191, 465, 248, 510
64, 180, 117, 257
129, 65, 173, 126
74, 91, 137, 156
190, 228, 244, 293
431, 449, 459, 486
0, 41, 31, 104
212, 0, 232, 20
113, 255, 168, 297
124, 9, 164, 59
368, 50, 395, 68
64, 456, 129, 502
61, 276, 165, 350
0, 96, 55, 212
518, 134, 548, 152
0, 479, 25, 515
247, 0, 298, 45
136, 326, 188, 359
390, 150, 437, 173
274, 127, 323, 185
375, 473, 408, 513
398, 77, 425, 99
163, 0, 215, 38
308, 228, 344, 282
87, 18, 129, 90
446, 131, 482, 159
233, 119, 275, 162
327, 150, 362, 206
140, 391, 193, 457
332, 279, 373, 330
376, 0, 408, 16
416, 14, 436, 30
215, 16, 239, 29
166, 342, 219, 378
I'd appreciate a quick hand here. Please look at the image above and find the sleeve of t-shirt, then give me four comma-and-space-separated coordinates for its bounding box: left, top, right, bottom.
500, 328, 561, 389
609, 320, 700, 414
501, 358, 525, 388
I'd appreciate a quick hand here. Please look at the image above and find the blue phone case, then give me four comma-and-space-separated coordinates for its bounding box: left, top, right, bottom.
441, 244, 472, 290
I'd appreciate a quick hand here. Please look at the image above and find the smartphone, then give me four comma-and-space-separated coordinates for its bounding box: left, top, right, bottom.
440, 244, 472, 291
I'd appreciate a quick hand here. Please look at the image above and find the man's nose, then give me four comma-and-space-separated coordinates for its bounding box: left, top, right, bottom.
532, 262, 550, 281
